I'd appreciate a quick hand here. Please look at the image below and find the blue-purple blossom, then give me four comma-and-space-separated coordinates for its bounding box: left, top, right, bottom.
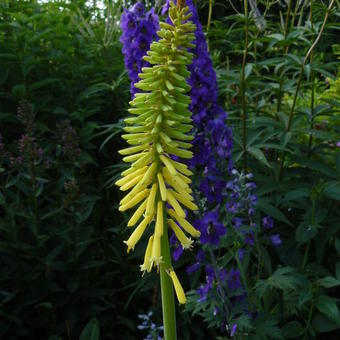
195, 211, 226, 246
186, 250, 205, 274
270, 234, 282, 246
262, 216, 274, 229
169, 233, 183, 261
227, 268, 242, 290
230, 323, 237, 337
120, 2, 159, 96
197, 265, 226, 302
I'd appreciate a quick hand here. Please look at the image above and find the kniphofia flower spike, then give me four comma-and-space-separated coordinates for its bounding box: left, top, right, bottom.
116, 1, 200, 304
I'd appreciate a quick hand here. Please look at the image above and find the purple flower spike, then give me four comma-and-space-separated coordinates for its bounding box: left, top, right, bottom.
120, 3, 159, 96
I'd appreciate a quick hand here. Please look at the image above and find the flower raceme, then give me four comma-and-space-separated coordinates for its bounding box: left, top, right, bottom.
116, 1, 200, 304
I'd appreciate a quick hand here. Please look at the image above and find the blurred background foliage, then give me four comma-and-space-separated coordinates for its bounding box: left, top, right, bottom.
0, 0, 339, 339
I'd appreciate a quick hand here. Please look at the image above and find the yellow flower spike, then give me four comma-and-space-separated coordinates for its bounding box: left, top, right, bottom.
140, 235, 154, 274
155, 201, 164, 237
116, 2, 197, 317
168, 209, 201, 238
157, 173, 167, 201
127, 200, 147, 227
124, 214, 154, 253
168, 219, 193, 250
145, 183, 158, 216
169, 269, 186, 304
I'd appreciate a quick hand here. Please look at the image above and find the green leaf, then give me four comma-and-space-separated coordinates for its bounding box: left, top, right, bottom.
79, 318, 100, 340
323, 182, 340, 201
318, 276, 340, 288
244, 63, 253, 79
12, 84, 26, 99
296, 223, 320, 245
248, 147, 271, 168
30, 78, 60, 91
257, 201, 292, 226
312, 313, 340, 333
282, 321, 304, 339
336, 262, 340, 281
317, 295, 340, 321
336, 152, 340, 177
255, 267, 297, 297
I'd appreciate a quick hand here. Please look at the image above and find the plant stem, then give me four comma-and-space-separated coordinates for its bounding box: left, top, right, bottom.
278, 0, 335, 178
307, 0, 315, 158
206, 0, 213, 51
160, 209, 176, 340
240, 0, 249, 173
276, 0, 293, 114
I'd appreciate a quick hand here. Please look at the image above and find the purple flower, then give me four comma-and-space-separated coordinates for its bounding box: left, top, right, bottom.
226, 201, 240, 214
170, 233, 183, 261
227, 268, 242, 290
238, 249, 245, 260
120, 2, 159, 96
244, 232, 254, 246
270, 234, 282, 246
186, 262, 201, 274
232, 217, 242, 229
262, 216, 274, 229
230, 323, 237, 337
195, 211, 226, 246
186, 249, 206, 274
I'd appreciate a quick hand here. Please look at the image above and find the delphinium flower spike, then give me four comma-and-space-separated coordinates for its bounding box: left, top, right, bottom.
116, 1, 200, 305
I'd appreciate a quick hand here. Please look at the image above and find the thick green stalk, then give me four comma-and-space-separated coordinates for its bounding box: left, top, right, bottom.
160, 212, 176, 340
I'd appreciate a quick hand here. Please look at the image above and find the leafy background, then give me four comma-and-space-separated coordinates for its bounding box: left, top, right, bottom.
0, 0, 339, 339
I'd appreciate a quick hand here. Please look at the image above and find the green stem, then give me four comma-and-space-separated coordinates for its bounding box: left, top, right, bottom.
240, 0, 249, 173
276, 0, 292, 114
160, 210, 176, 340
307, 1, 315, 158
206, 0, 213, 51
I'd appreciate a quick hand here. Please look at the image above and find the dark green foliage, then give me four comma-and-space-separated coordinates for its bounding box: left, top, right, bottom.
0, 1, 152, 339
197, 0, 340, 338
